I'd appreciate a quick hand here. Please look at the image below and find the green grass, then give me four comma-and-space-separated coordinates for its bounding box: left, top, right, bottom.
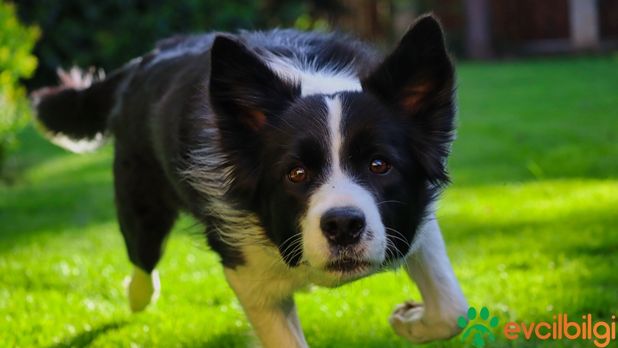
1, 56, 617, 347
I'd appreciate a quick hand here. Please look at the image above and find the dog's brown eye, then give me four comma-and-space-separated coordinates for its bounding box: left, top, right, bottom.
369, 158, 391, 175
288, 166, 307, 183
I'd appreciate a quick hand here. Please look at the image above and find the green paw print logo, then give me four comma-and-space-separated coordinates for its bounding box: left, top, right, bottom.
458, 306, 500, 348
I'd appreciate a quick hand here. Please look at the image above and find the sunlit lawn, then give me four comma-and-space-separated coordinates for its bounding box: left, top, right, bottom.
1, 56, 617, 347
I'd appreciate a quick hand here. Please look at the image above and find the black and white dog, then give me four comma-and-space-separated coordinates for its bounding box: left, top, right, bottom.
34, 14, 467, 347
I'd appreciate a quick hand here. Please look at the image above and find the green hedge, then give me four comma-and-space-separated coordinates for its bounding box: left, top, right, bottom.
0, 2, 39, 173
17, 0, 342, 87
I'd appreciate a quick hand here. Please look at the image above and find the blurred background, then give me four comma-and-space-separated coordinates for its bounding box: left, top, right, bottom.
1, 1, 617, 347
2, 0, 618, 170
11, 0, 618, 86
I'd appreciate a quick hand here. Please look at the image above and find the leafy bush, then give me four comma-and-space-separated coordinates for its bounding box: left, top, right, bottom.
0, 2, 39, 173
16, 0, 341, 87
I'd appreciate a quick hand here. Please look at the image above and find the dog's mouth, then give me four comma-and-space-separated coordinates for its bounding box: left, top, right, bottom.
324, 258, 374, 273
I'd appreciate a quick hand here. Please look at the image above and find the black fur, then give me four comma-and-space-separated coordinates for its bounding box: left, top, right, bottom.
33, 68, 127, 140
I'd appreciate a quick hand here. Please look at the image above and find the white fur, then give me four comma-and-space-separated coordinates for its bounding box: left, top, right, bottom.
56, 66, 104, 89
265, 55, 362, 96
223, 245, 326, 348
300, 96, 386, 269
389, 217, 468, 343
224, 241, 375, 348
49, 132, 106, 154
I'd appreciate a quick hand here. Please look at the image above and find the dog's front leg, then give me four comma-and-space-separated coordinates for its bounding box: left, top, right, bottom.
224, 268, 307, 348
389, 216, 468, 343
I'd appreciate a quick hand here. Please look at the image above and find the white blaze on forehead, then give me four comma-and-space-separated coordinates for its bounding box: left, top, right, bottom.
264, 56, 362, 96
325, 96, 344, 175
300, 96, 386, 268
298, 72, 361, 96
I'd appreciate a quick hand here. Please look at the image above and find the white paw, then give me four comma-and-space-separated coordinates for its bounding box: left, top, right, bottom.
124, 267, 160, 312
389, 301, 463, 344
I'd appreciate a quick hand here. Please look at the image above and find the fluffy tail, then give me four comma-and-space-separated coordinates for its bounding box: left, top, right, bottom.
32, 66, 128, 153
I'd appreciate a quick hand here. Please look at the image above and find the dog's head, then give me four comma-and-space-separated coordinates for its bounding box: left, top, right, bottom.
208, 16, 455, 280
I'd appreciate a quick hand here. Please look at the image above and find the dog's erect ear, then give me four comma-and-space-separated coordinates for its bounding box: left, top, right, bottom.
209, 35, 299, 132
362, 15, 455, 184
362, 15, 454, 114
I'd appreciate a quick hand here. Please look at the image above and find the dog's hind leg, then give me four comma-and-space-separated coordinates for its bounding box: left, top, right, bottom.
389, 216, 468, 343
113, 151, 179, 312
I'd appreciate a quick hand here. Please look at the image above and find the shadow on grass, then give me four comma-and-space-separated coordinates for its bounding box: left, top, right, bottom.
2, 126, 72, 183
0, 125, 118, 248
0, 173, 116, 250
47, 321, 128, 348
187, 331, 251, 348
440, 204, 618, 326
441, 203, 618, 256
184, 331, 411, 348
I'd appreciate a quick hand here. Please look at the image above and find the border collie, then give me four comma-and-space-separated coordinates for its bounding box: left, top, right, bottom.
34, 14, 467, 347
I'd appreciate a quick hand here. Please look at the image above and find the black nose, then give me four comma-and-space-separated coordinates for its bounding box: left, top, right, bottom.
320, 207, 366, 246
